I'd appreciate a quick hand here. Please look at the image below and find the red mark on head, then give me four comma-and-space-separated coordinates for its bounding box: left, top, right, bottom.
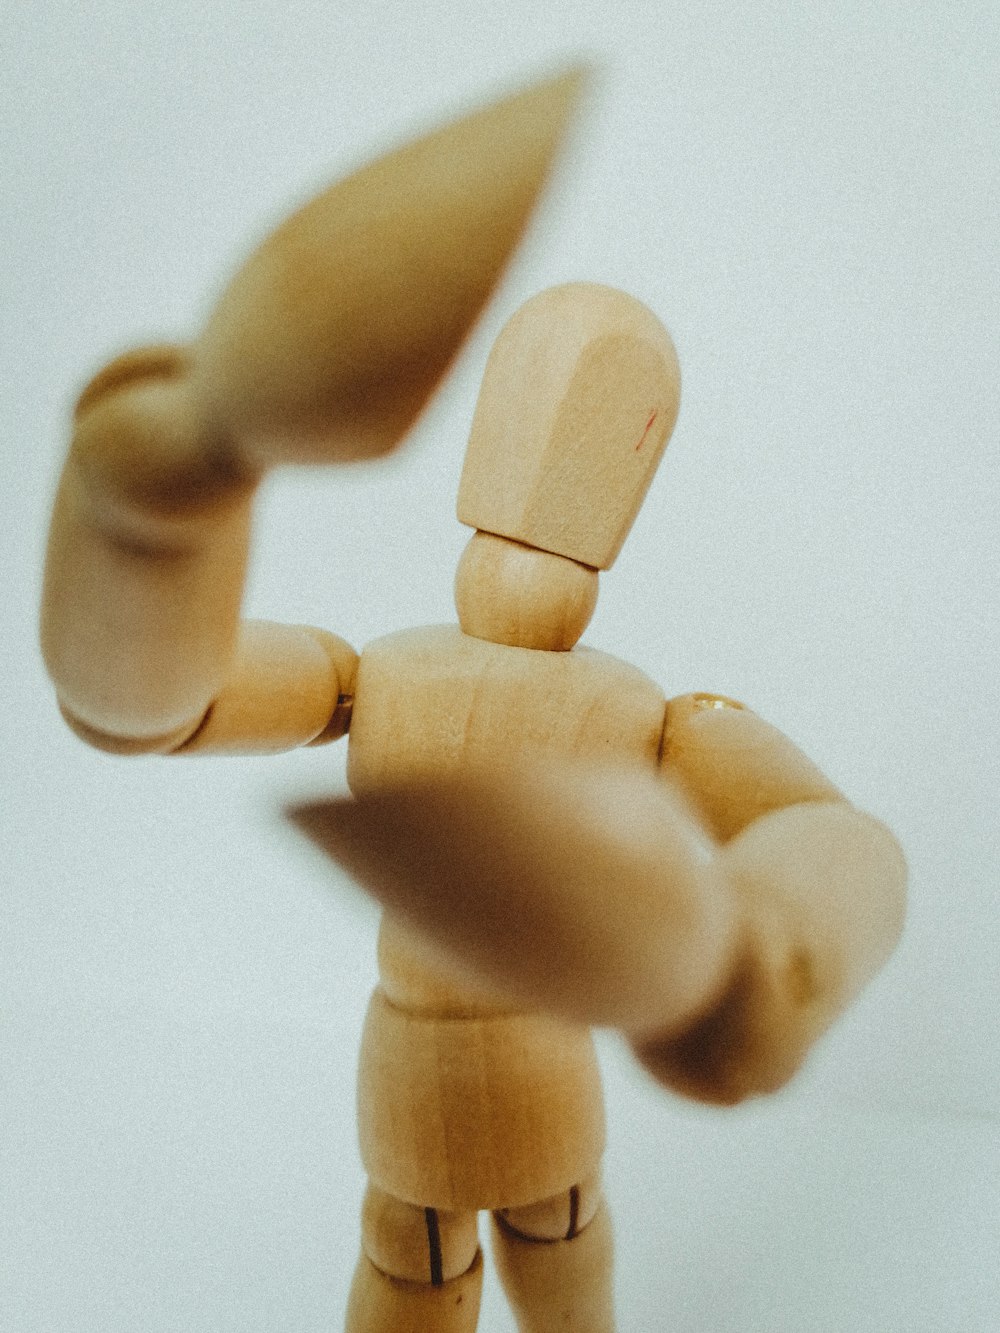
635, 409, 658, 451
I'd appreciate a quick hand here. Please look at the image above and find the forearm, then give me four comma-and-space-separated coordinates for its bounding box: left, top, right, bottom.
644, 693, 906, 1102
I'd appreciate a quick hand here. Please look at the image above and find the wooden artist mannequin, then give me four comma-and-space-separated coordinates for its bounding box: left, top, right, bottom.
41, 71, 906, 1333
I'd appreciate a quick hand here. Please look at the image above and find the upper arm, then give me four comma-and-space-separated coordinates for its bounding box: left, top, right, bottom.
42, 354, 359, 758
59, 620, 358, 757
171, 621, 358, 755
659, 693, 845, 842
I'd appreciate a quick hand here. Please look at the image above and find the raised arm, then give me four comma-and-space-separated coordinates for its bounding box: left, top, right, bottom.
40, 71, 585, 754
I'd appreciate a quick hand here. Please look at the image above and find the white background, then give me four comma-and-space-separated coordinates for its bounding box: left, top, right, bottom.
2, 2, 998, 1329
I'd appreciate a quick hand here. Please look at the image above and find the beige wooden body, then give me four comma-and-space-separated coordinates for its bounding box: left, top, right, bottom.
347, 624, 666, 1213
347, 624, 665, 793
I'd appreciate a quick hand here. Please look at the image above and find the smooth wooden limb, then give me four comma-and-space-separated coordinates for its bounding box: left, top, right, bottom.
345, 1249, 483, 1333
361, 1185, 479, 1286
497, 1170, 602, 1242
634, 800, 907, 1103
376, 913, 519, 1019
624, 698, 908, 1101
661, 695, 845, 841
173, 622, 357, 754
44, 410, 354, 752
289, 761, 738, 1038
490, 1198, 615, 1333
41, 371, 354, 752
194, 68, 589, 466
41, 369, 254, 744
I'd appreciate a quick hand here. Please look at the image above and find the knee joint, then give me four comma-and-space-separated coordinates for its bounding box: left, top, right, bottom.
495, 1171, 602, 1243
361, 1184, 479, 1285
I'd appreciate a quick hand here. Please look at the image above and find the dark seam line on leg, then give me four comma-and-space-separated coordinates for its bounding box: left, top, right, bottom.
494, 1211, 545, 1244
425, 1207, 444, 1286
566, 1185, 581, 1241
494, 1209, 567, 1246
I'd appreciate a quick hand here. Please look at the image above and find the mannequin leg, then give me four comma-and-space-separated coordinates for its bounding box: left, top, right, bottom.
491, 1174, 614, 1333
345, 1183, 483, 1333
